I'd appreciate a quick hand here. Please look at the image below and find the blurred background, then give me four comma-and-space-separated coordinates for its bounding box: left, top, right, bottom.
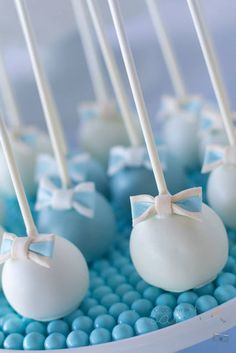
0, 0, 235, 144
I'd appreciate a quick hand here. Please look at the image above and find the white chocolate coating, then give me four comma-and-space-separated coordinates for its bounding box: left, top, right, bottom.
2, 235, 89, 321
130, 204, 228, 292
207, 165, 236, 230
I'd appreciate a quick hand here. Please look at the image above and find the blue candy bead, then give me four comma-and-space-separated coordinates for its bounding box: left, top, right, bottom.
80, 298, 98, 314
151, 305, 173, 328
4, 333, 24, 350
131, 299, 153, 316
194, 283, 215, 296
89, 328, 111, 345
136, 280, 149, 294
90, 278, 105, 289
0, 332, 5, 348
47, 320, 70, 336
108, 303, 129, 319
93, 286, 112, 301
3, 318, 25, 334
229, 246, 236, 259
44, 333, 67, 350
23, 332, 45, 350
101, 293, 120, 308
143, 287, 164, 303
72, 316, 93, 334
214, 285, 236, 304
134, 318, 158, 335
156, 293, 177, 309
0, 313, 19, 329
113, 257, 129, 268
118, 310, 140, 326
115, 284, 133, 296
88, 305, 107, 320
64, 310, 84, 326
128, 272, 141, 286
173, 303, 197, 323
66, 330, 89, 348
93, 260, 110, 272
122, 291, 142, 306
107, 274, 126, 289
177, 291, 199, 305
101, 267, 117, 279
216, 272, 236, 287
112, 323, 134, 341
120, 264, 135, 277
195, 295, 218, 313
94, 314, 116, 330
26, 322, 47, 336
0, 306, 13, 316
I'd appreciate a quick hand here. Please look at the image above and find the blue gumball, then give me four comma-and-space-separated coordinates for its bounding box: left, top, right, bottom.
36, 177, 116, 262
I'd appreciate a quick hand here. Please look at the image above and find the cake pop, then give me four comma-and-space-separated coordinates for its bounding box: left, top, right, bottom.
188, 0, 236, 231
0, 52, 51, 197
86, 0, 188, 217
145, 0, 220, 171
108, 0, 228, 292
15, 0, 116, 261
0, 111, 89, 321
71, 0, 130, 168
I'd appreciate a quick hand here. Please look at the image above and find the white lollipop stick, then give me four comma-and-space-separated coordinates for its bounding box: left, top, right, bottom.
146, 0, 186, 99
0, 53, 21, 129
86, 0, 139, 147
71, 0, 109, 103
15, 0, 70, 187
0, 113, 37, 237
187, 0, 236, 146
108, 0, 168, 195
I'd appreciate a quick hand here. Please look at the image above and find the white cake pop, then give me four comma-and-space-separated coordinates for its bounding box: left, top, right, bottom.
108, 0, 228, 292
188, 0, 236, 231
0, 110, 89, 321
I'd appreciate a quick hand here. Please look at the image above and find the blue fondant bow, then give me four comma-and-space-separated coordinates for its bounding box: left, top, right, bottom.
0, 233, 55, 268
202, 144, 236, 173
35, 177, 95, 218
130, 187, 202, 227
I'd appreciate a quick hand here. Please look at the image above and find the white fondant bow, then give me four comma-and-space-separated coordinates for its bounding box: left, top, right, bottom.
130, 187, 202, 227
0, 232, 54, 268
35, 177, 95, 218
202, 144, 236, 173
159, 95, 202, 120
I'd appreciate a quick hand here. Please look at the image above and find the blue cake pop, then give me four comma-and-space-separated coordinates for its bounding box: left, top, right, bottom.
36, 176, 116, 261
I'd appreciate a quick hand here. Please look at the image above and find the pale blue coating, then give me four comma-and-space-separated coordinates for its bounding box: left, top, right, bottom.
173, 303, 197, 323
3, 318, 25, 335
66, 330, 89, 348
93, 286, 112, 301
151, 305, 173, 328
122, 291, 142, 306
23, 332, 45, 350
214, 285, 236, 304
177, 291, 199, 305
134, 318, 158, 335
72, 317, 93, 334
44, 333, 67, 350
26, 322, 47, 336
195, 295, 218, 313
37, 184, 116, 262
118, 310, 140, 326
89, 328, 111, 345
3, 333, 24, 350
112, 323, 134, 341
131, 299, 153, 316
156, 293, 177, 309
87, 305, 107, 320
94, 314, 116, 330
143, 287, 164, 303
216, 272, 236, 287
108, 303, 129, 319
47, 320, 70, 336
101, 293, 120, 308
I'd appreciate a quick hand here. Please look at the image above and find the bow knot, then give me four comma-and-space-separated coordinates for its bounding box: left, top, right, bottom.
35, 177, 95, 218
0, 233, 55, 268
130, 187, 202, 227
202, 144, 236, 173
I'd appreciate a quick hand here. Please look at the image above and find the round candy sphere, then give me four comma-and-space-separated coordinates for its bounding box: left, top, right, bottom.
163, 112, 200, 171
2, 235, 89, 321
130, 204, 228, 292
78, 102, 131, 168
207, 165, 236, 230
0, 127, 51, 197
37, 189, 116, 262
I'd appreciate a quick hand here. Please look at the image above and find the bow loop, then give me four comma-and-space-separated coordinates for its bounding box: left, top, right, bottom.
35, 177, 95, 218
130, 187, 202, 227
202, 144, 236, 173
0, 233, 55, 268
